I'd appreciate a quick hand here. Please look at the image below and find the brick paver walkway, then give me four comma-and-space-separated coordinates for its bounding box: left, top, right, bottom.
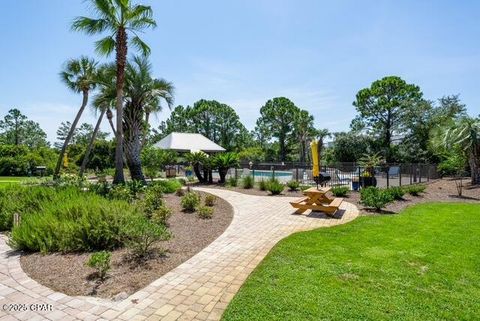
0, 188, 358, 321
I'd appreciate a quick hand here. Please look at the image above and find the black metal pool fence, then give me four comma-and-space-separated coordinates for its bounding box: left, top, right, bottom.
222, 162, 439, 189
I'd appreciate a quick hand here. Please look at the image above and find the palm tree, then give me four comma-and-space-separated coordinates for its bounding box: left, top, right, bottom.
442, 117, 480, 184
213, 152, 239, 184
54, 57, 98, 179
79, 107, 106, 177
123, 56, 174, 182
185, 151, 209, 183
72, 0, 156, 184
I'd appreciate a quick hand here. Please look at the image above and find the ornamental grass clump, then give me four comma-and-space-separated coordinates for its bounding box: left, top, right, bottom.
287, 180, 300, 191
266, 178, 284, 195
242, 175, 254, 189
227, 176, 238, 187
258, 180, 268, 191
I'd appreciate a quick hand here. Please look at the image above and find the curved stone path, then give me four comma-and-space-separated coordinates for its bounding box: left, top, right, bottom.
0, 188, 358, 321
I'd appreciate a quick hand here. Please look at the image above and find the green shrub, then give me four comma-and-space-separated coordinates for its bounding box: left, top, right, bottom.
177, 178, 187, 186
331, 186, 349, 197
204, 194, 217, 207
89, 181, 111, 197
266, 178, 284, 195
227, 176, 238, 187
405, 184, 426, 196
86, 251, 111, 280
242, 176, 254, 189
9, 191, 144, 253
360, 187, 394, 211
258, 180, 267, 191
197, 206, 214, 219
175, 188, 185, 196
121, 218, 171, 258
126, 180, 147, 198
151, 205, 172, 225
386, 186, 405, 200
152, 179, 183, 194
181, 192, 201, 212
287, 180, 300, 191
142, 186, 164, 218
108, 185, 133, 202
438, 154, 466, 177
0, 185, 77, 231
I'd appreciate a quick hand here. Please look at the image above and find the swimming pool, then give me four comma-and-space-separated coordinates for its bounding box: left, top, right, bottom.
251, 170, 292, 178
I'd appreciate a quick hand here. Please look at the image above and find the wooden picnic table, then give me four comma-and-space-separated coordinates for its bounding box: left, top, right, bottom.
290, 186, 343, 216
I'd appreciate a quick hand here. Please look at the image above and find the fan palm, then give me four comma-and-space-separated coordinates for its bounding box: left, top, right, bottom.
442, 117, 480, 184
123, 56, 174, 182
185, 151, 209, 183
213, 152, 239, 184
54, 56, 98, 179
72, 0, 156, 184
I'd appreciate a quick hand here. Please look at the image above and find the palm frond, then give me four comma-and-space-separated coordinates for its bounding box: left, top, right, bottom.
92, 0, 117, 21
71, 17, 109, 34
95, 36, 116, 56
130, 36, 151, 56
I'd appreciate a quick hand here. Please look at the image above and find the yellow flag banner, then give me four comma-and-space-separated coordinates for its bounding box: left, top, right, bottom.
310, 140, 319, 177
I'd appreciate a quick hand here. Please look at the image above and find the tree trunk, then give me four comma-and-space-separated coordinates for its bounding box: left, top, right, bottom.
113, 27, 127, 185
125, 136, 146, 183
193, 164, 204, 183
208, 169, 213, 184
219, 168, 228, 184
142, 112, 150, 147
469, 151, 480, 185
53, 90, 89, 179
106, 107, 116, 136
279, 132, 286, 161
124, 103, 146, 184
79, 109, 106, 177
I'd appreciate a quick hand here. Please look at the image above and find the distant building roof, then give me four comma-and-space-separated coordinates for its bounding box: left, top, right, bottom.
153, 132, 226, 153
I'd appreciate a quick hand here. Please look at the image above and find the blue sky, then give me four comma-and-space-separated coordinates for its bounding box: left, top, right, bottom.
1, 0, 479, 143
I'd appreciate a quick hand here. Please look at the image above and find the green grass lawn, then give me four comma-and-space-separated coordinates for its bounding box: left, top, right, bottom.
222, 203, 480, 321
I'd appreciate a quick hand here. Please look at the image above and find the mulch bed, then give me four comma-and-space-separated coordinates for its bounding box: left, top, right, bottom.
346, 178, 480, 215
20, 191, 233, 299
195, 179, 480, 215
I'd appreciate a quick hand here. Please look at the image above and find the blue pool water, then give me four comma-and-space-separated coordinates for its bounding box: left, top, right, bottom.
252, 170, 292, 178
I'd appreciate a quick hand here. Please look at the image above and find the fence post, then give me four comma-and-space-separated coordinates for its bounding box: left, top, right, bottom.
252, 169, 255, 183
235, 168, 238, 180
296, 168, 299, 182
399, 165, 402, 187
419, 164, 422, 183
386, 166, 390, 188
410, 164, 413, 184
272, 166, 275, 180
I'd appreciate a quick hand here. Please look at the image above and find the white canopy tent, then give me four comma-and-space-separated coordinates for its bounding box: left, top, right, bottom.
153, 132, 225, 153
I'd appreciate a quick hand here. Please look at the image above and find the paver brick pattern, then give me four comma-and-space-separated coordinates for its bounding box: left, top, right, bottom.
0, 188, 358, 321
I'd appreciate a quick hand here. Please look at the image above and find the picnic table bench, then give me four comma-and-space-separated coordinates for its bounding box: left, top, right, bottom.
290, 187, 343, 216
